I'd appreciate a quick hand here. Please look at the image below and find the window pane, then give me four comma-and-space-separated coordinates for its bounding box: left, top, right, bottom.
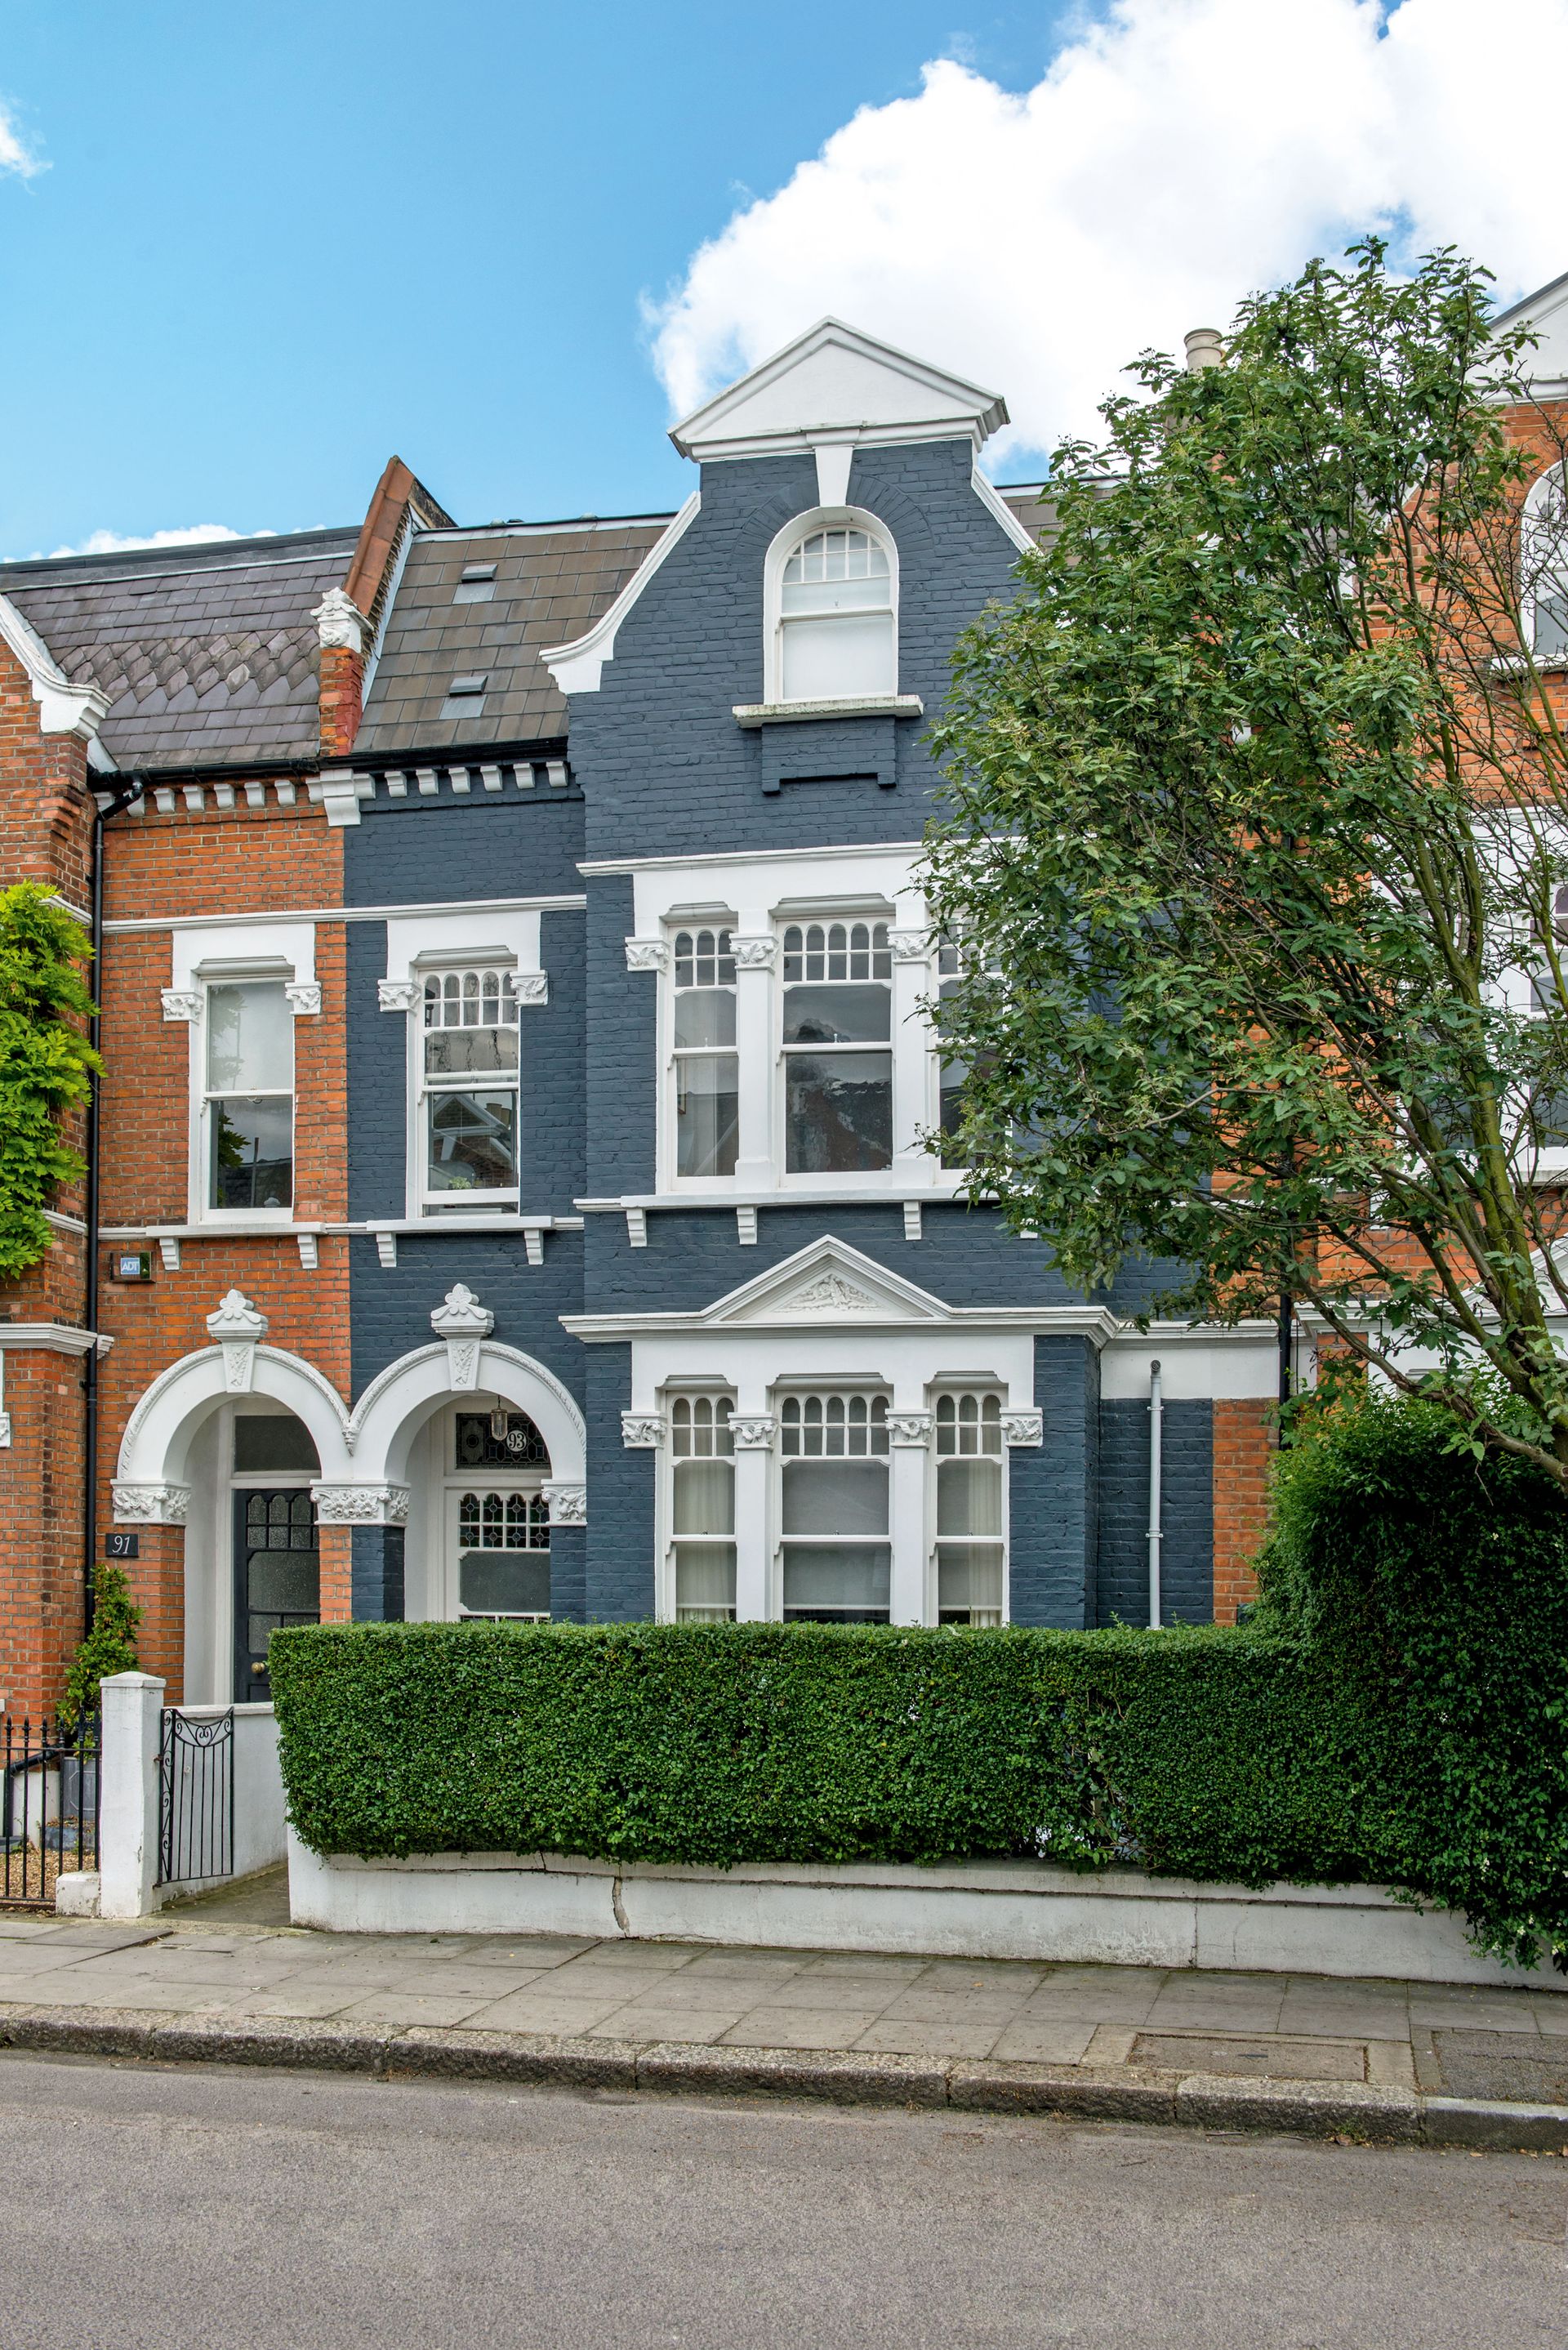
459, 1549, 550, 1615
673, 1458, 734, 1537
782, 1545, 891, 1616
781, 573, 890, 617
1537, 591, 1568, 663
785, 1051, 892, 1171
673, 988, 736, 1049
675, 1541, 736, 1619
782, 983, 890, 1045
782, 1459, 889, 1536
425, 1026, 519, 1076
676, 1055, 738, 1177
210, 1097, 293, 1209
246, 1549, 319, 1616
938, 1457, 1003, 1538
207, 983, 292, 1094
233, 1414, 318, 1474
781, 613, 896, 701
427, 1090, 517, 1191
936, 1544, 1004, 1617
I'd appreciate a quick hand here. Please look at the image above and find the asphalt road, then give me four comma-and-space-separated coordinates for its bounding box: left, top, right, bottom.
2, 2054, 1562, 2349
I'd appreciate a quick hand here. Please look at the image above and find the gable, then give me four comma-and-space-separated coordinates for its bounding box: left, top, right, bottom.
1494, 268, 1568, 389
671, 319, 1008, 463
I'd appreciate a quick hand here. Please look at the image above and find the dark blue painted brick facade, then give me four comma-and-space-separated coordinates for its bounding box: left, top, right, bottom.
1096, 1398, 1214, 1626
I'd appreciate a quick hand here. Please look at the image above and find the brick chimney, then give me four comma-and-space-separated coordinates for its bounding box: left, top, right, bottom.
311, 587, 368, 760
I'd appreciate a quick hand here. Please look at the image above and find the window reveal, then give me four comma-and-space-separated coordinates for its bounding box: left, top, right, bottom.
206, 980, 294, 1211
421, 968, 519, 1205
935, 1394, 1004, 1626
778, 526, 895, 701
782, 921, 893, 1173
779, 1393, 890, 1622
670, 1396, 735, 1621
672, 929, 738, 1179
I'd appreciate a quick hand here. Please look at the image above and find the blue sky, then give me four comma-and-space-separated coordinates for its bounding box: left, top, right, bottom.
3, 2, 1565, 559
0, 3, 1074, 553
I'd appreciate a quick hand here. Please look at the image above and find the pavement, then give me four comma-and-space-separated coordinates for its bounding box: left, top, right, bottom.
1, 2053, 1562, 2348
4, 1880, 1568, 2147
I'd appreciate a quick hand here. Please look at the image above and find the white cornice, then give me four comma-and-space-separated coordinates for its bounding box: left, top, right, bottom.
0, 592, 111, 741
732, 694, 923, 728
103, 893, 586, 936
562, 1304, 1120, 1344
0, 1322, 113, 1356
579, 840, 921, 878
541, 493, 702, 696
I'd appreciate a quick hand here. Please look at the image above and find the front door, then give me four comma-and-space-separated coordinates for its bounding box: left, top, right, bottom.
233, 1488, 319, 1698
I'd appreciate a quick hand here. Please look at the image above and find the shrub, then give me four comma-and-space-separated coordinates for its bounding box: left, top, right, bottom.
270, 1621, 1364, 1888
1257, 1387, 1568, 1971
0, 882, 100, 1280
56, 1563, 141, 1732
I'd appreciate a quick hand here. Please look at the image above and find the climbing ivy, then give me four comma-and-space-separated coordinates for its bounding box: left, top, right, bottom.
0, 882, 99, 1279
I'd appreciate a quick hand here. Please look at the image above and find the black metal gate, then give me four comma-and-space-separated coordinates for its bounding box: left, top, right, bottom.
157, 1709, 234, 1888
1, 1715, 100, 1907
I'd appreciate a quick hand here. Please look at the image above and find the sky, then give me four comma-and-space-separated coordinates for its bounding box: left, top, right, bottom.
2, 0, 1567, 560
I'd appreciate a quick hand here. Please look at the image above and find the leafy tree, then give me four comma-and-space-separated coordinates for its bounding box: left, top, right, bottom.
924, 242, 1568, 1487
0, 881, 99, 1279
56, 1563, 141, 1732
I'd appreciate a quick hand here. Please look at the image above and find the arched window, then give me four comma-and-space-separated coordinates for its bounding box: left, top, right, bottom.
768, 513, 897, 702
1522, 465, 1568, 666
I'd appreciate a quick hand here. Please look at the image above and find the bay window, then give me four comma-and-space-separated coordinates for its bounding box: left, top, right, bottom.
782, 921, 893, 1173
205, 980, 293, 1211
421, 967, 519, 1210
779, 1392, 890, 1621
670, 1394, 736, 1620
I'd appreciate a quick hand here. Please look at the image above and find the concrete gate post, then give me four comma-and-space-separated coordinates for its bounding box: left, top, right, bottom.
98, 1671, 166, 1919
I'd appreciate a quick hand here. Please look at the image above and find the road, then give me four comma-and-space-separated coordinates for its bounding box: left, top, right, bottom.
2, 2053, 1561, 2348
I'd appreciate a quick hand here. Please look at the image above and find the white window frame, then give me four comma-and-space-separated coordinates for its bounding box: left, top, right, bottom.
192, 969, 298, 1228
1521, 463, 1568, 668
381, 908, 545, 1220
659, 1390, 738, 1622
929, 1386, 1008, 1627
412, 961, 522, 1218
663, 918, 741, 1196
774, 1385, 893, 1624
762, 506, 899, 707
172, 921, 316, 1228
776, 910, 901, 1193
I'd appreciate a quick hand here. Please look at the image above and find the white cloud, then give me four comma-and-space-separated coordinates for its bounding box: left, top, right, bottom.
0, 97, 45, 180
649, 0, 1568, 468
44, 524, 270, 559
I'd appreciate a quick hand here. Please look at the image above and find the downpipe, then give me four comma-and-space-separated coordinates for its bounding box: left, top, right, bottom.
1147, 1357, 1163, 1630
83, 776, 144, 1634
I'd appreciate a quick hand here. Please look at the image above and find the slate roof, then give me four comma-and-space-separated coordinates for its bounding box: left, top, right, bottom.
354, 518, 671, 759
0, 528, 359, 772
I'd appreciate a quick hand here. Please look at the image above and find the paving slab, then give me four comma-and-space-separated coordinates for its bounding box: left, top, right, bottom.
1430, 2029, 1568, 2103
587, 2006, 744, 2045
718, 2007, 886, 2050
1133, 2031, 1366, 2082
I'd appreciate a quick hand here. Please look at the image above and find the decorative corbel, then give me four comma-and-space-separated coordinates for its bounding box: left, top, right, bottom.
431, 1282, 493, 1391
206, 1290, 268, 1394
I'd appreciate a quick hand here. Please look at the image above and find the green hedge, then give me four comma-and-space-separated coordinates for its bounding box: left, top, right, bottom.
270, 1621, 1366, 1889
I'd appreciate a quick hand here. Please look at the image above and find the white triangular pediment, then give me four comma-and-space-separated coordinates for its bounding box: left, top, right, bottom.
1494, 267, 1568, 386
671, 319, 1008, 462
702, 1237, 951, 1326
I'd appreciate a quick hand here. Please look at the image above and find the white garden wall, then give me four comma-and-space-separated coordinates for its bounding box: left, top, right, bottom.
285, 1838, 1566, 1991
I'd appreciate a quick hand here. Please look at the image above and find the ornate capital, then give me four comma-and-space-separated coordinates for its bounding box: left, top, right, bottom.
624, 938, 670, 974
283, 980, 321, 1016
889, 928, 933, 963
728, 1414, 777, 1451
885, 1410, 934, 1448
311, 587, 367, 654
207, 1289, 267, 1394
507, 970, 549, 1006
431, 1282, 493, 1392
112, 1481, 192, 1526
1000, 1407, 1044, 1448
377, 978, 419, 1013
161, 989, 202, 1023
728, 934, 777, 970
310, 1483, 411, 1525
544, 1480, 587, 1526
620, 1413, 666, 1449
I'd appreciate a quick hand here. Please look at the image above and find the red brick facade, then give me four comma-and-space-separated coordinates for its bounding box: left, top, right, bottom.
1211, 1399, 1274, 1623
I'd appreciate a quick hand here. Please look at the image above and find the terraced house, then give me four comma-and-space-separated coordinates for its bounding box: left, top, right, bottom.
16, 308, 1454, 1720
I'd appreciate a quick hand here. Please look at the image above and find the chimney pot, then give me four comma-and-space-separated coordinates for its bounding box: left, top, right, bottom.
1184, 328, 1224, 372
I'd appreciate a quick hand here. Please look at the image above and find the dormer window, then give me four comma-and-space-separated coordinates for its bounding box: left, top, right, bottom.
768, 514, 897, 702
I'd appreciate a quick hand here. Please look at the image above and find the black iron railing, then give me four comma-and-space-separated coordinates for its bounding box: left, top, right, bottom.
157, 1709, 234, 1888
2, 1714, 100, 1907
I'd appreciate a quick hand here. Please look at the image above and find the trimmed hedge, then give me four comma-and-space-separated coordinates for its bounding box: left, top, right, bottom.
270, 1621, 1366, 1889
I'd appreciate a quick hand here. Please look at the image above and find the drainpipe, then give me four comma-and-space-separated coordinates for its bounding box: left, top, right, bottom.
1147, 1358, 1163, 1630
83, 775, 145, 1635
